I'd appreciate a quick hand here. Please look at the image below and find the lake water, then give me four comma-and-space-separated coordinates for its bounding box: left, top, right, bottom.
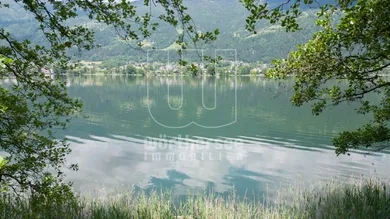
63, 75, 389, 198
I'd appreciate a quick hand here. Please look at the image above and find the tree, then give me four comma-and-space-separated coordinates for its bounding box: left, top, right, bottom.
0, 0, 218, 200
126, 65, 137, 75
237, 65, 251, 75
207, 64, 216, 75
241, 0, 390, 155
136, 68, 146, 76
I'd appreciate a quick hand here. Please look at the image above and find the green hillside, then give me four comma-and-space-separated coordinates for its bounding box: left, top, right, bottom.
0, 0, 322, 63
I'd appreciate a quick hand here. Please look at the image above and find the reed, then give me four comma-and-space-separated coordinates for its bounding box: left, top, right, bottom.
1, 177, 389, 219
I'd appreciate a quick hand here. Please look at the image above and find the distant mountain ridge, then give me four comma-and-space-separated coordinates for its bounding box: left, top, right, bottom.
0, 0, 326, 63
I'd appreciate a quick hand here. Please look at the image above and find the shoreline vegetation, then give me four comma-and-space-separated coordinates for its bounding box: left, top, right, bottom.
1, 177, 389, 219
47, 60, 390, 77
51, 60, 268, 76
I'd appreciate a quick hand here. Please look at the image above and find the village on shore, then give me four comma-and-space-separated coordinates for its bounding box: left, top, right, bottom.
43, 60, 269, 76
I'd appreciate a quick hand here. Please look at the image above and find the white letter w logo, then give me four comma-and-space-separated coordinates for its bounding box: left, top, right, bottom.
146, 49, 237, 129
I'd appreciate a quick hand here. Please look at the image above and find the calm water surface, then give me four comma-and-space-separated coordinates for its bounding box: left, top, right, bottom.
63, 75, 389, 197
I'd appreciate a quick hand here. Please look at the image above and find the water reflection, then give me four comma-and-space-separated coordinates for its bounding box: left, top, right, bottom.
60, 75, 389, 198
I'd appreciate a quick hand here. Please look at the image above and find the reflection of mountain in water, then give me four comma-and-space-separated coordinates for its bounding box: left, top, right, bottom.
64, 75, 368, 143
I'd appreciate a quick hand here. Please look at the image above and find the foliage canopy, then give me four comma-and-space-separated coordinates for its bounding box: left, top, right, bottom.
242, 0, 390, 154
0, 0, 218, 199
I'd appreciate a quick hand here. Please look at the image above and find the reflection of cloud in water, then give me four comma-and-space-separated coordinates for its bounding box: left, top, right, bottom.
63, 76, 390, 198
65, 134, 390, 197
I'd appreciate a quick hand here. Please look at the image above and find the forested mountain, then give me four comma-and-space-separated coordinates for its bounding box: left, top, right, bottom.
0, 0, 327, 63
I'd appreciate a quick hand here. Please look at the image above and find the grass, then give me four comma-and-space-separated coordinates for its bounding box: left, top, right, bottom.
1, 177, 390, 219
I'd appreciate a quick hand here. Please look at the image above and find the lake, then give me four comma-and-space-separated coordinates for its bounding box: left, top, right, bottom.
63, 75, 389, 198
